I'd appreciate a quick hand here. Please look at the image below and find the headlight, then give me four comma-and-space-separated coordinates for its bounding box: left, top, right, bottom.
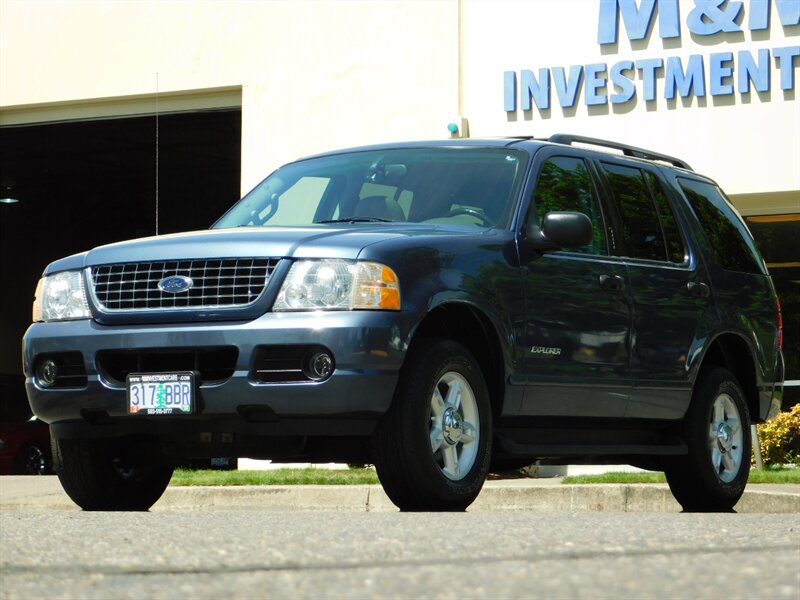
32, 271, 91, 322
273, 260, 401, 311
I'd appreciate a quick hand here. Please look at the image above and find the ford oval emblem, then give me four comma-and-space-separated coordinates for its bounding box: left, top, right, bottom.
158, 275, 194, 294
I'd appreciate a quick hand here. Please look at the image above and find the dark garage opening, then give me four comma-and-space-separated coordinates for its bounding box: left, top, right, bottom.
0, 108, 242, 421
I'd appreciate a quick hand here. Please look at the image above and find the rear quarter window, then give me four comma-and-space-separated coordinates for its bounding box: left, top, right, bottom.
677, 178, 765, 274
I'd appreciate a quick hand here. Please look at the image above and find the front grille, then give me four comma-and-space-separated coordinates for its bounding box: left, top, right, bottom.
96, 347, 238, 386
89, 258, 279, 311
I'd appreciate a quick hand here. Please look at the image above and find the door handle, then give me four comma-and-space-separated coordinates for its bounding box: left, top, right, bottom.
599, 274, 625, 291
687, 281, 710, 299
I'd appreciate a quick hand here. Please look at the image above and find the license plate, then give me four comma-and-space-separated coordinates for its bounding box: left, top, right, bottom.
127, 372, 194, 415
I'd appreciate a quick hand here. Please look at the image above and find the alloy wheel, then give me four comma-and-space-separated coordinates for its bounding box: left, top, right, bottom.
429, 372, 480, 481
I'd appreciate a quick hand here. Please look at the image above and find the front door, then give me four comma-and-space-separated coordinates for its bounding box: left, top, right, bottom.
519, 153, 632, 417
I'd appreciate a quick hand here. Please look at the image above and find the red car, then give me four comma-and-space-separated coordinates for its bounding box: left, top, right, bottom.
0, 418, 52, 475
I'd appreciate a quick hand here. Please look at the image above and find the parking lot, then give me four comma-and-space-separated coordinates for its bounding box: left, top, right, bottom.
2, 508, 798, 599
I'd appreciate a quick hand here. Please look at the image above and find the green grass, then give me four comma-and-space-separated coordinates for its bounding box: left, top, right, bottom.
169, 466, 380, 487
170, 465, 800, 487
562, 472, 668, 485
748, 466, 800, 484
561, 466, 800, 485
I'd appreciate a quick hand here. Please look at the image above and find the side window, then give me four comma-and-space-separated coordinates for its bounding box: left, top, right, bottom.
601, 162, 666, 262
532, 157, 606, 255
678, 178, 764, 274
645, 172, 687, 264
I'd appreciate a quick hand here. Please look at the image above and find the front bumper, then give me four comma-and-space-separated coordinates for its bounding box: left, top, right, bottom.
23, 310, 412, 439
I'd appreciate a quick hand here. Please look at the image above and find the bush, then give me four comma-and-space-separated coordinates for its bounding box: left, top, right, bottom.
755, 404, 800, 466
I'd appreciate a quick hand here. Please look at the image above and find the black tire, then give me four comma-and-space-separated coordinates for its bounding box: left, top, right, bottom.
52, 437, 174, 511
14, 442, 52, 475
665, 368, 751, 512
372, 338, 492, 511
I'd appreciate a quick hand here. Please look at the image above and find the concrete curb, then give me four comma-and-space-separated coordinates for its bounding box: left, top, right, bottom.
153, 483, 800, 513
2, 477, 798, 513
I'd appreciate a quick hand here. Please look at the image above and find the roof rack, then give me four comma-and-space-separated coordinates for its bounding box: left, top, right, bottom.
547, 134, 693, 171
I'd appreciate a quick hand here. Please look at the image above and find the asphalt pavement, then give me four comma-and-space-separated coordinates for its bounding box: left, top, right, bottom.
2, 510, 799, 599
1, 475, 798, 513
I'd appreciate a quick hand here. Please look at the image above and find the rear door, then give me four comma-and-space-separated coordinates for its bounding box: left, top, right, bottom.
595, 160, 711, 419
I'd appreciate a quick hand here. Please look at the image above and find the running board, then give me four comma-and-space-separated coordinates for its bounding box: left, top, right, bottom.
495, 435, 687, 458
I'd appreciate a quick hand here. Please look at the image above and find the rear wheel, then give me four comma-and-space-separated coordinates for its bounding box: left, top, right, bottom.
372, 338, 492, 511
52, 437, 174, 511
665, 368, 751, 512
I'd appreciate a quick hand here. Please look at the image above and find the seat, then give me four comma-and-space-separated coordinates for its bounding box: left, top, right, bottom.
354, 195, 406, 221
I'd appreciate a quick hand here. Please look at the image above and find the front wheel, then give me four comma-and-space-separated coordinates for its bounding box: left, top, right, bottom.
52, 437, 174, 511
665, 368, 751, 512
372, 338, 492, 511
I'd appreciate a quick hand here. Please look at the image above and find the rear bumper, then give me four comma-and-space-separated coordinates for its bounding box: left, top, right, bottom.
760, 350, 786, 421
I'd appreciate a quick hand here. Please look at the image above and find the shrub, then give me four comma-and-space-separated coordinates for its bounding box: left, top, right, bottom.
755, 404, 800, 466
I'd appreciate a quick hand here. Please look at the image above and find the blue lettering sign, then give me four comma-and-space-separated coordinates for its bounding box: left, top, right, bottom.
521, 69, 550, 110
749, 0, 771, 28
665, 55, 706, 99
504, 1, 799, 114
553, 66, 584, 108
749, 0, 800, 29
687, 0, 744, 35
585, 63, 609, 105
610, 60, 636, 103
710, 52, 735, 95
773, 45, 800, 90
737, 49, 770, 92
504, 71, 517, 111
636, 58, 664, 101
775, 0, 800, 25
598, 0, 680, 44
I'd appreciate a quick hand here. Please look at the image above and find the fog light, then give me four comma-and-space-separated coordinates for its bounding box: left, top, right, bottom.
37, 359, 58, 388
306, 352, 333, 381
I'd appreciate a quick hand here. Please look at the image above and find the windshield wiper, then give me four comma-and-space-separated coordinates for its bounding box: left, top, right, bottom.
317, 217, 394, 224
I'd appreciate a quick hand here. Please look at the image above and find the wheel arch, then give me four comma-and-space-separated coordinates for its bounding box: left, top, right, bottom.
408, 302, 507, 418
695, 333, 760, 423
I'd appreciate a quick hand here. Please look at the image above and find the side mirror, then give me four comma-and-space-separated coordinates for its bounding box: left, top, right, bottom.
530, 211, 593, 251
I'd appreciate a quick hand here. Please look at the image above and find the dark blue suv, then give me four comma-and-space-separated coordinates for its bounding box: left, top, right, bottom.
23, 135, 785, 512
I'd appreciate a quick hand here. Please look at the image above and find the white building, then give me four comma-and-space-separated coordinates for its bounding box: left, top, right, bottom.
1, 0, 798, 403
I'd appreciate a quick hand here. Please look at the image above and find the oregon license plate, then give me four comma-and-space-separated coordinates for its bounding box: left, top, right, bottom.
127, 372, 194, 415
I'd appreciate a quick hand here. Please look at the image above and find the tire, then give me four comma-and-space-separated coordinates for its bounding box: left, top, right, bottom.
52, 437, 174, 511
14, 442, 52, 475
665, 368, 751, 512
372, 338, 492, 511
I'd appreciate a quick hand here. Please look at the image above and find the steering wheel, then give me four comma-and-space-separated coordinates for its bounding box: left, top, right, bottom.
445, 207, 494, 227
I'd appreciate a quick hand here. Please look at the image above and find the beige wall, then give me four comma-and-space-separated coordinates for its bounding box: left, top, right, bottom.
1, 0, 798, 201
462, 0, 800, 202
0, 0, 798, 378
0, 0, 460, 192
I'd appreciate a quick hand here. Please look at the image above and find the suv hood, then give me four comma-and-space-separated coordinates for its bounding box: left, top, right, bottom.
43, 224, 486, 274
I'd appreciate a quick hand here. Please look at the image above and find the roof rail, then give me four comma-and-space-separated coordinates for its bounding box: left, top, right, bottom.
547, 134, 693, 171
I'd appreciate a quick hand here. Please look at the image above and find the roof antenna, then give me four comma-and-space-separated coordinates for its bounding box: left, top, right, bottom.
155, 72, 160, 235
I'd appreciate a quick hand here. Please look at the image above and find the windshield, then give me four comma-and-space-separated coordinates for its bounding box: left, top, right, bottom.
213, 147, 526, 229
